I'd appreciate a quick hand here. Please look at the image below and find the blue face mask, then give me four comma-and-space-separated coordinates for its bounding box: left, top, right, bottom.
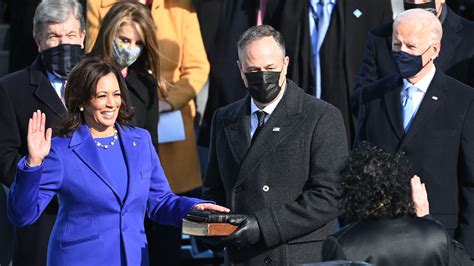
392, 46, 431, 78
112, 38, 142, 67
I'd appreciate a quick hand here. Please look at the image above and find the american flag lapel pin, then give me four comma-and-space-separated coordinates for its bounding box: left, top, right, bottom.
273, 127, 280, 132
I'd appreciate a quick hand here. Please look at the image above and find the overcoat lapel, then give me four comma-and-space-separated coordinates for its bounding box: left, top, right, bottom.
71, 124, 121, 203
235, 81, 305, 187
30, 58, 67, 116
223, 97, 252, 166
117, 125, 141, 204
383, 76, 404, 140
398, 70, 447, 149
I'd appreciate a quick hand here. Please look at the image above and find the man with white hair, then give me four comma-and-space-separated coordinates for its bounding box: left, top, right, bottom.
354, 8, 474, 259
0, 0, 85, 264
354, 0, 474, 97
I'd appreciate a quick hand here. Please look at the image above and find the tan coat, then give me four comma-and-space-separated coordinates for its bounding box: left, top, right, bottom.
86, 0, 209, 193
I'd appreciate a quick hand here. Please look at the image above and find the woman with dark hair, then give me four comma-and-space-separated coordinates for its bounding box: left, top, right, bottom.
322, 142, 471, 265
7, 57, 228, 266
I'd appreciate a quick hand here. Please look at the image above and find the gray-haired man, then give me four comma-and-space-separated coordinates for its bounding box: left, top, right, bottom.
0, 0, 85, 264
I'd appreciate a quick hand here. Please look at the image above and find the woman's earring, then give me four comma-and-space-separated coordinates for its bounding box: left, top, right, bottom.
79, 106, 84, 112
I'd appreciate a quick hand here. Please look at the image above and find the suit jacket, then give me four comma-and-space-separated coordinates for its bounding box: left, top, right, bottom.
322, 216, 472, 265
87, 0, 209, 193
354, 70, 474, 259
0, 56, 65, 265
265, 0, 392, 145
354, 5, 474, 107
8, 125, 204, 266
202, 80, 348, 265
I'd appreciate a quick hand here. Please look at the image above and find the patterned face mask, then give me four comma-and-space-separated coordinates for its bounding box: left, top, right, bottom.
112, 38, 142, 67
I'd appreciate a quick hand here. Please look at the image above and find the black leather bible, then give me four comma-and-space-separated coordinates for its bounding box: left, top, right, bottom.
185, 210, 231, 223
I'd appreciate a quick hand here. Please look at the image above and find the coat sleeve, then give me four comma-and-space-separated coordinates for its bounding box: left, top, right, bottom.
163, 5, 210, 109
201, 108, 226, 206
85, 0, 101, 53
8, 147, 63, 227
255, 105, 348, 247
144, 131, 205, 227
0, 83, 22, 186
457, 100, 474, 259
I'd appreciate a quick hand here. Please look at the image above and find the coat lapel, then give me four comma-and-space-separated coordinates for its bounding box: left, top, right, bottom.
71, 124, 121, 203
399, 70, 446, 149
223, 97, 252, 166
383, 76, 404, 140
235, 81, 305, 188
117, 125, 141, 204
30, 57, 67, 116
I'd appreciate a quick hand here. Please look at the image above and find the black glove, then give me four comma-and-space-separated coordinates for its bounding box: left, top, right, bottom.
222, 214, 261, 249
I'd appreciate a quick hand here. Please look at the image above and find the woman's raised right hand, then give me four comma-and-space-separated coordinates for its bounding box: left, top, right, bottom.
26, 110, 52, 167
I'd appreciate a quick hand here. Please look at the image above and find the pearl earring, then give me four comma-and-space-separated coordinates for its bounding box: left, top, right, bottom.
79, 106, 84, 112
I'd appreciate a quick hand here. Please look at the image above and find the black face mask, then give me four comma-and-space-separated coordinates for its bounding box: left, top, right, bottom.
41, 44, 83, 79
244, 71, 282, 103
404, 1, 437, 15
392, 46, 431, 78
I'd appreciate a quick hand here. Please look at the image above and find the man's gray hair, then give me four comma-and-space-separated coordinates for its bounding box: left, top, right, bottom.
237, 25, 286, 61
33, 0, 85, 37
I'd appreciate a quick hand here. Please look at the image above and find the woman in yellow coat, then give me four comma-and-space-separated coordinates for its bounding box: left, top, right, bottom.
87, 0, 209, 195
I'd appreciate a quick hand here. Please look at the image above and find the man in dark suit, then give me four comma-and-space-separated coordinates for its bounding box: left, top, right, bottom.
202, 25, 348, 265
354, 0, 474, 102
354, 9, 474, 259
0, 0, 85, 264
197, 0, 393, 148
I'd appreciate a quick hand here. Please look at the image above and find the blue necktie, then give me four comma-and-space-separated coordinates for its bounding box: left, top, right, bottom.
402, 85, 418, 132
310, 0, 332, 98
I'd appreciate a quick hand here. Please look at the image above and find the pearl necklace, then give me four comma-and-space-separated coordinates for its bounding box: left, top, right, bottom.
94, 129, 118, 149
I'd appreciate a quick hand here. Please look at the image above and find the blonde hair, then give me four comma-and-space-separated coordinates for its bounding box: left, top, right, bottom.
89, 0, 162, 91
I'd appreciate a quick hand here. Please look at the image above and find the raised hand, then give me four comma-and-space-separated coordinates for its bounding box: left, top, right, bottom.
26, 110, 52, 167
411, 175, 430, 217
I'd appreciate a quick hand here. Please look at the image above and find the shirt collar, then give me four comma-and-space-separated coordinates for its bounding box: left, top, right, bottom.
250, 81, 287, 115
402, 65, 436, 93
46, 71, 63, 82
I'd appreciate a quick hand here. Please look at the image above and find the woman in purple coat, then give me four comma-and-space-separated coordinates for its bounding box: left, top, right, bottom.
7, 57, 228, 265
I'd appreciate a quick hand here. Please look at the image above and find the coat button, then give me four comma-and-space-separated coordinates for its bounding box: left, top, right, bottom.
234, 186, 242, 193
262, 185, 269, 192
264, 257, 272, 264
122, 225, 128, 232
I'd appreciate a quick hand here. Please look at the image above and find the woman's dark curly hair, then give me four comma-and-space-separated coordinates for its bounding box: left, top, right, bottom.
54, 57, 134, 136
340, 142, 416, 223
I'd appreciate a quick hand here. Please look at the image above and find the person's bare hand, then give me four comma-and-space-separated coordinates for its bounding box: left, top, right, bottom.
411, 175, 429, 217
192, 203, 230, 213
26, 110, 52, 167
